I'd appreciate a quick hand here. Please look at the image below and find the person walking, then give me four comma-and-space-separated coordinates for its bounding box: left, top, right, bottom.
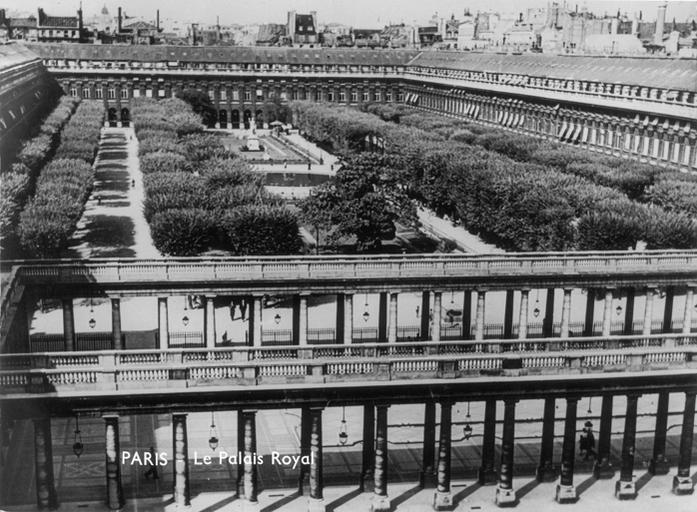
144, 446, 159, 480
584, 421, 597, 460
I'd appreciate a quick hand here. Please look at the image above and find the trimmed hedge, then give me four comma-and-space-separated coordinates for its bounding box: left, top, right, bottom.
132, 98, 300, 256
292, 101, 697, 251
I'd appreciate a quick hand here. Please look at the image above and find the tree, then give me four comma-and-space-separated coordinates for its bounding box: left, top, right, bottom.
176, 89, 217, 127
300, 153, 416, 252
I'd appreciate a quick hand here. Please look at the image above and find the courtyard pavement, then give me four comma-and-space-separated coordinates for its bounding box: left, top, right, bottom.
64, 127, 159, 259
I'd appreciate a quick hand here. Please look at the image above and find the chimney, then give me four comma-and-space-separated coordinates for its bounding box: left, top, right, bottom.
118, 7, 122, 33
156, 9, 160, 31
654, 2, 666, 44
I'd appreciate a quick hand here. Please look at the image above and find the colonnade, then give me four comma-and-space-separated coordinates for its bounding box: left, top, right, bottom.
50, 284, 696, 351
30, 391, 696, 510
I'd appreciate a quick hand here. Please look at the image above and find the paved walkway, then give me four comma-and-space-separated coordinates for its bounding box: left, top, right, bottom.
65, 127, 159, 259
417, 208, 504, 254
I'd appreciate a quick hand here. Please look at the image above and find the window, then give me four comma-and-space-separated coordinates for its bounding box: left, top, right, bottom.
220, 89, 227, 100
145, 89, 153, 98
132, 89, 140, 98
375, 91, 381, 102
397, 92, 404, 102
386, 90, 393, 102
158, 89, 165, 98
95, 88, 103, 99
244, 90, 251, 101
232, 90, 240, 101
256, 89, 263, 100
327, 91, 334, 102
82, 88, 90, 99
362, 90, 369, 102
208, 90, 215, 100
108, 88, 116, 99
70, 87, 77, 97
350, 90, 357, 103
121, 88, 129, 99
339, 90, 346, 102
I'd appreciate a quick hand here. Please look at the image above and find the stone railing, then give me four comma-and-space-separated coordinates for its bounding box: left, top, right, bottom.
2, 333, 696, 397
5, 250, 697, 286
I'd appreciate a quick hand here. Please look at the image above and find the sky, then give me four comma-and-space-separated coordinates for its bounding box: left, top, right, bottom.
3, 0, 696, 27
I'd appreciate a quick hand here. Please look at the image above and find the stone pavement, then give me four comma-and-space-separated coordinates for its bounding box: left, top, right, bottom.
64, 127, 159, 259
417, 208, 504, 254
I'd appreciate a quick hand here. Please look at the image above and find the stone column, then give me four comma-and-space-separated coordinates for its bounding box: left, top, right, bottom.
421, 402, 436, 488
62, 299, 75, 351
623, 288, 636, 335
344, 294, 354, 343
474, 290, 486, 341
432, 292, 442, 342
299, 295, 308, 346
560, 289, 572, 338
649, 391, 670, 475
518, 289, 530, 340
378, 293, 388, 342
495, 400, 517, 506
299, 407, 311, 494
537, 398, 557, 482
33, 417, 58, 510
662, 286, 675, 333
361, 404, 375, 492
434, 401, 453, 510
111, 298, 122, 350
643, 287, 655, 336
602, 288, 614, 337
478, 399, 497, 485
172, 413, 190, 508
236, 411, 244, 497
372, 405, 390, 511
615, 394, 639, 500
673, 392, 696, 494
336, 293, 345, 344
583, 289, 595, 337
158, 297, 169, 349
308, 408, 324, 510
204, 295, 216, 349
503, 290, 514, 339
556, 398, 578, 503
543, 288, 555, 337
462, 291, 472, 339
594, 395, 615, 478
104, 415, 123, 510
683, 286, 695, 334
387, 292, 398, 343
292, 296, 301, 345
241, 410, 258, 504
421, 292, 431, 341
253, 296, 263, 347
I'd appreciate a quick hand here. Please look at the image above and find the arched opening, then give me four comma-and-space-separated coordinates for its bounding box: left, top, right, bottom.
231, 110, 240, 129
243, 110, 252, 130
219, 109, 228, 126
255, 109, 264, 127
120, 107, 130, 127
107, 107, 117, 127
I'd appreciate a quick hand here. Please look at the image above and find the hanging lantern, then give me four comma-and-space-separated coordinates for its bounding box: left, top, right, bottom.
208, 412, 219, 451
463, 423, 472, 440
616, 304, 623, 316
533, 307, 540, 318
89, 317, 96, 329
587, 397, 593, 415
363, 310, 370, 322
73, 416, 84, 457
274, 312, 281, 325
88, 298, 96, 329
338, 407, 348, 445
533, 290, 541, 318
182, 296, 189, 326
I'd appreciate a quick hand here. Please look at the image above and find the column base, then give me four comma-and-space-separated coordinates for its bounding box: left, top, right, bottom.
433, 490, 454, 511
614, 479, 637, 500
648, 456, 670, 475
536, 463, 558, 482
370, 494, 390, 512
494, 485, 517, 507
593, 459, 615, 479
672, 476, 695, 495
360, 472, 374, 493
308, 497, 325, 512
555, 484, 578, 504
478, 467, 498, 486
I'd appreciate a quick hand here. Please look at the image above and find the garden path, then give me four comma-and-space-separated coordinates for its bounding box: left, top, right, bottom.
64, 127, 159, 258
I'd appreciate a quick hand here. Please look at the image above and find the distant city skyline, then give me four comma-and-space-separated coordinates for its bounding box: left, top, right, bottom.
3, 0, 696, 27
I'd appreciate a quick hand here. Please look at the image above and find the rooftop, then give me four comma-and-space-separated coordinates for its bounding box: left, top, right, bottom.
0, 42, 41, 72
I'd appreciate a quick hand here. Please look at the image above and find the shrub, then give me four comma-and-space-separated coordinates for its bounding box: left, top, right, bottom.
140, 152, 191, 174
149, 208, 215, 256
218, 205, 302, 255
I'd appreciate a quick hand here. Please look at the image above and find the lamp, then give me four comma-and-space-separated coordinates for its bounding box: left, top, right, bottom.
73, 416, 84, 457
274, 312, 281, 325
88, 299, 96, 329
616, 304, 623, 316
208, 412, 219, 451
363, 293, 370, 322
182, 296, 189, 327
533, 289, 540, 318
463, 402, 472, 440
338, 407, 348, 445
587, 397, 593, 415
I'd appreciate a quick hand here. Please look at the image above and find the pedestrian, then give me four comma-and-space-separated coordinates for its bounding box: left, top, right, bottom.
144, 446, 159, 480
584, 421, 597, 460
131, 178, 135, 188
579, 427, 588, 458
